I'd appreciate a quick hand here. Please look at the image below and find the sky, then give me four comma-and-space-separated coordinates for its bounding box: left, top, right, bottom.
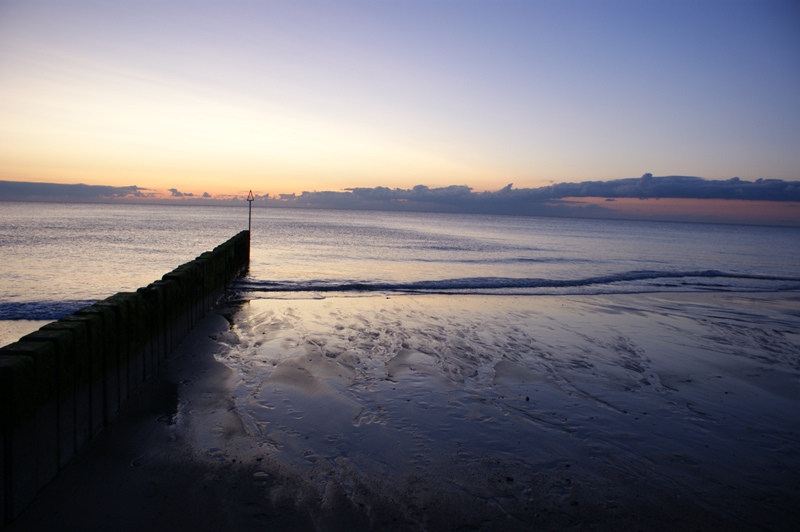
1, 0, 799, 223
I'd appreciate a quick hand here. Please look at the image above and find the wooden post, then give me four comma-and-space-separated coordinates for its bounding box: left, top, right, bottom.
247, 190, 254, 232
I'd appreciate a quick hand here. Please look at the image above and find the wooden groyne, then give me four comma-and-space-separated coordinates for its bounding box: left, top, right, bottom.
0, 231, 250, 525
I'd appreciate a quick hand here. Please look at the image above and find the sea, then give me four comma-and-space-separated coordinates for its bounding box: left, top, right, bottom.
2, 201, 799, 329
3, 201, 800, 527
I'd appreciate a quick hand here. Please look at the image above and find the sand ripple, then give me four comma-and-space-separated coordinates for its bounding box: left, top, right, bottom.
209, 292, 800, 528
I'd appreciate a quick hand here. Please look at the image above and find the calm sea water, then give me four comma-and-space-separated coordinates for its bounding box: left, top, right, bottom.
1, 200, 800, 322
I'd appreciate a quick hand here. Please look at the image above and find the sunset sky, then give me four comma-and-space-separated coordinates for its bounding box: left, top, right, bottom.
1, 1, 799, 220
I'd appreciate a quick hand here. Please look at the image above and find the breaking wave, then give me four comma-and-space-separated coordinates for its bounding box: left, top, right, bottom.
0, 300, 97, 321
4, 271, 799, 321
234, 270, 800, 296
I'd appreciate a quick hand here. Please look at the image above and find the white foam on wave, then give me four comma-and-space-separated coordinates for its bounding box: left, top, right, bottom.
233, 270, 800, 296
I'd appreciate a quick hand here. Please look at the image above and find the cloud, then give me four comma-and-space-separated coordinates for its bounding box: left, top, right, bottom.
532, 174, 800, 202
2, 176, 798, 223
268, 175, 800, 219
168, 188, 194, 197
0, 180, 147, 200
284, 183, 603, 217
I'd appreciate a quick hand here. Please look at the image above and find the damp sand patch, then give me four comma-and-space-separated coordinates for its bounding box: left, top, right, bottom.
211, 292, 800, 529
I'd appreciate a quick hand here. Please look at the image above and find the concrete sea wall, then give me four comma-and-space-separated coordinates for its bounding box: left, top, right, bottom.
0, 230, 250, 525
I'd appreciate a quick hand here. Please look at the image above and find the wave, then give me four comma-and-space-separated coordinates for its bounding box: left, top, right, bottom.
0, 300, 97, 321
234, 270, 800, 295
414, 257, 592, 265
4, 271, 798, 321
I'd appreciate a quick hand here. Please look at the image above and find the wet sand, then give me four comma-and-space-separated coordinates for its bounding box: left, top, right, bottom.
0, 320, 50, 348
8, 292, 800, 531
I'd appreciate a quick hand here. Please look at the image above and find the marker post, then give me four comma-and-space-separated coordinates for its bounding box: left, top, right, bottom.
247, 190, 254, 232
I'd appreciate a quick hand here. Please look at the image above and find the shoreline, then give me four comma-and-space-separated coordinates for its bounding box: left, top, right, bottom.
8, 291, 800, 530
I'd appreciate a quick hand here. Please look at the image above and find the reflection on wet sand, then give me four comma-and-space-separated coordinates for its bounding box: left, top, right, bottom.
210, 293, 800, 529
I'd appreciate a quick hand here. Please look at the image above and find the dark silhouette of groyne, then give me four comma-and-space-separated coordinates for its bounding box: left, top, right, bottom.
0, 231, 250, 525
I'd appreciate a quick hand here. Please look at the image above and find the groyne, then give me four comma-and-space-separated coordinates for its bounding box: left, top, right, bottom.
0, 231, 250, 525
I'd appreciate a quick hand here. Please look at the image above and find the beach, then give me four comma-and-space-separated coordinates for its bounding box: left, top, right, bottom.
8, 291, 799, 531
0, 321, 48, 349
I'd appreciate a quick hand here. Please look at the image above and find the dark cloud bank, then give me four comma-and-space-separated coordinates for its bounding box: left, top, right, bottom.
0, 180, 147, 200
271, 175, 800, 225
290, 174, 800, 210
2, 175, 799, 224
